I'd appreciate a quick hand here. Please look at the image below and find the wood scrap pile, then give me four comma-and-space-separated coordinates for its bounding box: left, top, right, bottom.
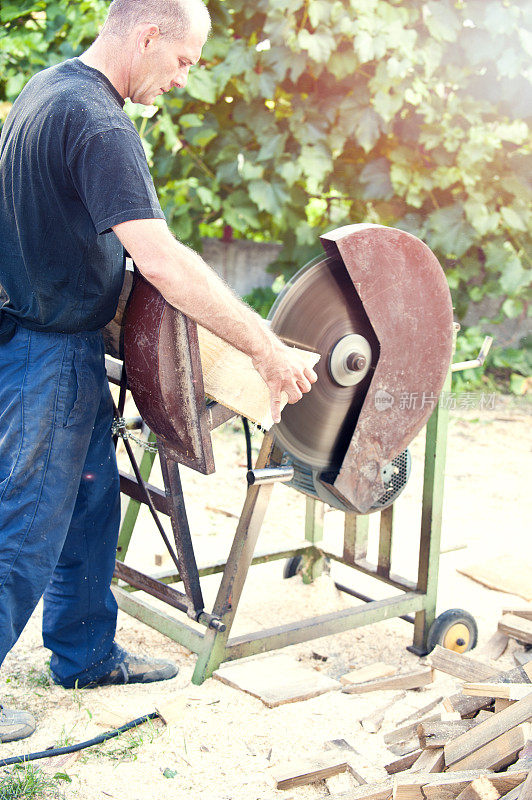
321, 645, 532, 799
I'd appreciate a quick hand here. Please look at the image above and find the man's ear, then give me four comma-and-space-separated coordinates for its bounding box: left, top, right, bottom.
137, 24, 160, 53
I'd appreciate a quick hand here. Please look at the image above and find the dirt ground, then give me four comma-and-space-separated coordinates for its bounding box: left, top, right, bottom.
1, 394, 531, 799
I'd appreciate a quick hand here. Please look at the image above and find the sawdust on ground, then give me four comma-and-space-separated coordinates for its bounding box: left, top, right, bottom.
1, 395, 530, 799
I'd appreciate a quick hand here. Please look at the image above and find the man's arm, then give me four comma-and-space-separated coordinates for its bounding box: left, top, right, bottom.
112, 218, 317, 423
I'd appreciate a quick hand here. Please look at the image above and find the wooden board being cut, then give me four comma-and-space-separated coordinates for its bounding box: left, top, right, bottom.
457, 555, 532, 602
197, 324, 320, 428
213, 654, 341, 707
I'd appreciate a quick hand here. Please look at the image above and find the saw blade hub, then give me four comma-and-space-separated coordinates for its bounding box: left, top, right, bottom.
329, 334, 373, 387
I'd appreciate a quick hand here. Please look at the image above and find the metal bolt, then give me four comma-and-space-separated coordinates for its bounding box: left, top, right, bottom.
346, 353, 367, 372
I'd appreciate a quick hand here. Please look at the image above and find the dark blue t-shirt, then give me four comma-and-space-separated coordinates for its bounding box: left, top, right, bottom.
0, 58, 165, 343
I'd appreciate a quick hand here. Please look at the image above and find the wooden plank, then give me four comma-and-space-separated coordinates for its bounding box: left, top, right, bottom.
463, 683, 532, 701
446, 665, 532, 718
342, 662, 397, 686
457, 555, 532, 602
393, 771, 529, 800
480, 631, 510, 661
396, 696, 444, 726
362, 692, 406, 733
384, 751, 422, 775
197, 324, 319, 428
407, 747, 444, 773
496, 787, 523, 800
449, 723, 531, 772
268, 756, 348, 789
516, 771, 532, 799
384, 715, 441, 757
444, 694, 532, 767
417, 719, 483, 748
213, 654, 341, 708
429, 645, 498, 682
495, 699, 515, 713
342, 668, 433, 694
502, 609, 532, 622
499, 615, 532, 646
455, 777, 502, 800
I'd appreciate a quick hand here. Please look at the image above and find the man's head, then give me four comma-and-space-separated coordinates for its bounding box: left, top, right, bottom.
99, 0, 211, 104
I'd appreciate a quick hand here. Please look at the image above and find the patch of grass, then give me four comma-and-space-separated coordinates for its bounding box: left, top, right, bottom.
86, 718, 162, 764
0, 764, 70, 799
25, 668, 51, 690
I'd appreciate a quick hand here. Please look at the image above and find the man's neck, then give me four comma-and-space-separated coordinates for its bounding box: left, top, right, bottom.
78, 40, 130, 100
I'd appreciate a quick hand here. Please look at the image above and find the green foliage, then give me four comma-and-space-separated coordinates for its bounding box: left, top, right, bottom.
1, 0, 530, 386
0, 764, 70, 799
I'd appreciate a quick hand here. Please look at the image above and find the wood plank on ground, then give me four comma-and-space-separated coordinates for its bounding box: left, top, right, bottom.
444, 693, 532, 767
445, 664, 532, 718
341, 662, 397, 685
384, 714, 441, 757
502, 608, 532, 622
448, 723, 531, 772
362, 693, 406, 733
342, 668, 433, 694
213, 654, 341, 707
455, 776, 502, 800
393, 770, 528, 800
384, 751, 422, 775
417, 719, 484, 749
407, 747, 444, 773
429, 645, 498, 682
499, 614, 532, 646
462, 683, 532, 701
457, 555, 532, 602
268, 755, 348, 789
320, 782, 393, 800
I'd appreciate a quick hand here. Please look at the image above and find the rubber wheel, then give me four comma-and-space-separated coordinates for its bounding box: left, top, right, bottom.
283, 555, 303, 579
426, 609, 478, 653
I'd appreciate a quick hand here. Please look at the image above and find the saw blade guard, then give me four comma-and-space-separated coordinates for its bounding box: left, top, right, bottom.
269, 224, 453, 514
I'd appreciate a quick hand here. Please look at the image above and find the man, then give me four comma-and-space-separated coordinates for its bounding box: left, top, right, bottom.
0, 0, 317, 742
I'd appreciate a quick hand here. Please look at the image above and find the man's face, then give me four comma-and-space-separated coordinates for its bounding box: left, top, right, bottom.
130, 24, 206, 105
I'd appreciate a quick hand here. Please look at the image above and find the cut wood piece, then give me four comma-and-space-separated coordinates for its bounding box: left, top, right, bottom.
342, 662, 397, 685
268, 755, 348, 789
503, 609, 532, 623
429, 645, 498, 682
499, 615, 532, 646
393, 771, 528, 800
384, 714, 441, 757
213, 654, 340, 707
417, 719, 483, 748
396, 696, 444, 726
497, 785, 524, 800
455, 776, 502, 800
449, 722, 532, 772
480, 631, 510, 661
463, 683, 532, 701
362, 692, 406, 733
197, 324, 320, 428
385, 751, 422, 775
446, 664, 532, 718
457, 555, 532, 602
444, 693, 532, 767
495, 699, 515, 713
407, 747, 444, 773
342, 667, 433, 694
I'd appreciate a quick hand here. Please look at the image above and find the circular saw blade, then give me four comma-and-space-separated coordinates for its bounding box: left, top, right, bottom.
269, 255, 379, 471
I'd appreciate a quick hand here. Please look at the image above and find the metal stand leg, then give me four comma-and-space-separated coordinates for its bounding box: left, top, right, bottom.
409, 372, 451, 654
302, 497, 325, 583
192, 432, 276, 683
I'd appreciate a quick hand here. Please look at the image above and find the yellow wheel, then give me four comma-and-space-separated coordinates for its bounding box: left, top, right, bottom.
427, 609, 478, 653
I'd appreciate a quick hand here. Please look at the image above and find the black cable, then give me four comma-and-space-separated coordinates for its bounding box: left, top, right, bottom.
242, 416, 253, 471
0, 712, 158, 767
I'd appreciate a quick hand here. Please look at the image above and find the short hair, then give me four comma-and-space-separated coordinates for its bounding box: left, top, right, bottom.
101, 0, 210, 40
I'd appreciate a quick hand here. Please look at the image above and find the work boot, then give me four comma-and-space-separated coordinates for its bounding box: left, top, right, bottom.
84, 651, 178, 687
0, 704, 36, 742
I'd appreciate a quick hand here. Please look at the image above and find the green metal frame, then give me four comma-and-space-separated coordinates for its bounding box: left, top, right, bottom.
113, 382, 450, 683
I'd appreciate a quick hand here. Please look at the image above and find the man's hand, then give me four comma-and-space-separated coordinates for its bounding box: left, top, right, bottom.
252, 338, 318, 424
